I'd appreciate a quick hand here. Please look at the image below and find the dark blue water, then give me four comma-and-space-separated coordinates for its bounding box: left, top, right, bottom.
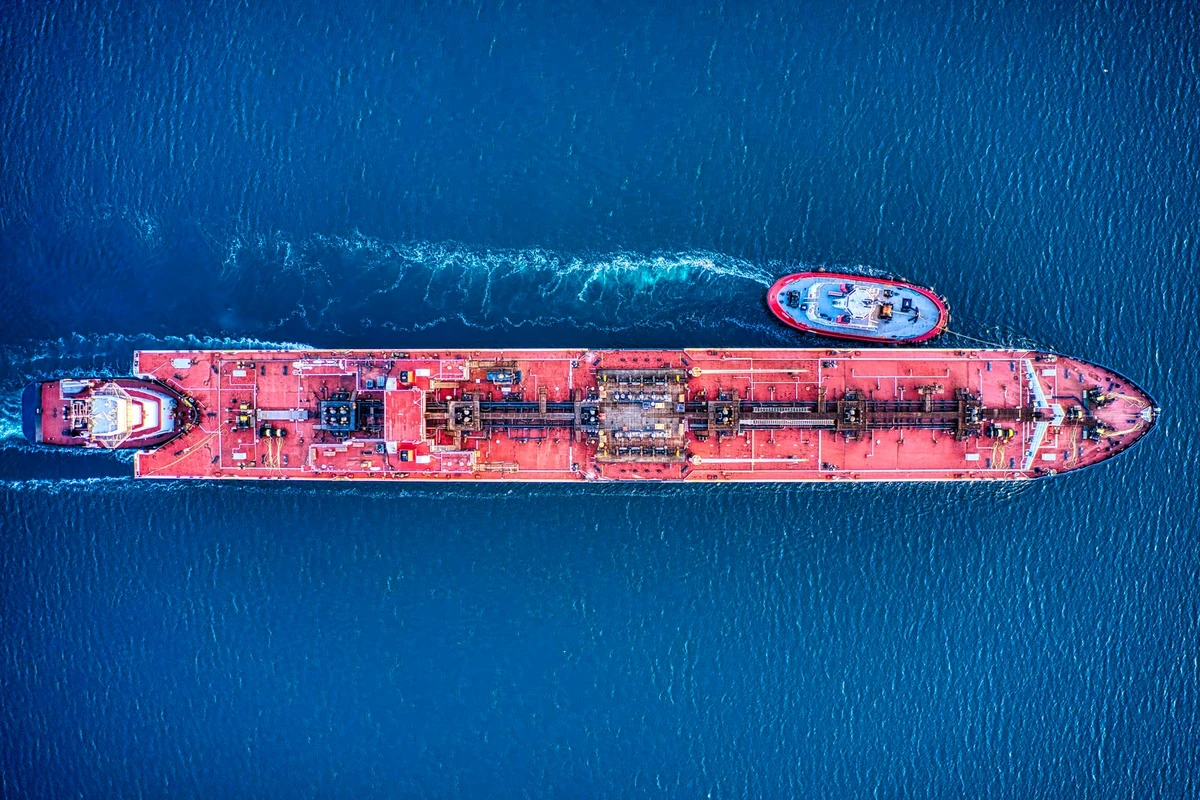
2, 1, 1197, 796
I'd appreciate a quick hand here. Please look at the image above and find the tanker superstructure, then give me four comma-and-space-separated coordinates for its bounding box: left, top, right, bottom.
23, 348, 1157, 482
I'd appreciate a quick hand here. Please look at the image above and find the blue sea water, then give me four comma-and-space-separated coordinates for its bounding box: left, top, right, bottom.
1, 0, 1197, 796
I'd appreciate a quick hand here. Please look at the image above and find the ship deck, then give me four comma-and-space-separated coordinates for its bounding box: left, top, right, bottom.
127, 348, 1155, 483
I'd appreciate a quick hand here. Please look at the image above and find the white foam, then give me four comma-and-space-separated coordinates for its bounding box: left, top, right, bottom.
212, 232, 805, 336
0, 391, 22, 443
222, 232, 778, 290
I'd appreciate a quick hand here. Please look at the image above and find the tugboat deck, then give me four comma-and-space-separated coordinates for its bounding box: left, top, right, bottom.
767, 272, 949, 343
128, 348, 1156, 482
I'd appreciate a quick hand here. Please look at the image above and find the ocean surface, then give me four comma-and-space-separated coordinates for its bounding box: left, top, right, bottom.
1, 1, 1197, 796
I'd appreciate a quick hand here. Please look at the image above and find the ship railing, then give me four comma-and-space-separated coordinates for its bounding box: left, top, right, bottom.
90, 382, 135, 449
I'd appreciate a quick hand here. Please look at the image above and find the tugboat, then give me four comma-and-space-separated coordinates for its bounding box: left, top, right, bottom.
767, 271, 949, 343
22, 377, 197, 449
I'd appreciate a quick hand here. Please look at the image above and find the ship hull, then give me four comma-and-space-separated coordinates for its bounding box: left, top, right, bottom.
112, 348, 1156, 483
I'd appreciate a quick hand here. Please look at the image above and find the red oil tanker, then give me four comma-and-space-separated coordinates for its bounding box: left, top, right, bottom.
22, 347, 1157, 482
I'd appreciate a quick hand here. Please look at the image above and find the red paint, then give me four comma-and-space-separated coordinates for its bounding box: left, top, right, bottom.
20, 346, 1146, 483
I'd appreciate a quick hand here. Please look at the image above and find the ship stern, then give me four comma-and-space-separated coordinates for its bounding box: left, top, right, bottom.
21, 382, 44, 445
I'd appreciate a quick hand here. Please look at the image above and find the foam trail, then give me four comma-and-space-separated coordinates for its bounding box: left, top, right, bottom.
227, 233, 780, 288
0, 391, 21, 443
218, 233, 787, 335
0, 476, 135, 493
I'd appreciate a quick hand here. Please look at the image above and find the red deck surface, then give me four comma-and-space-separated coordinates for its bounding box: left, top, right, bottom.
129, 348, 1156, 483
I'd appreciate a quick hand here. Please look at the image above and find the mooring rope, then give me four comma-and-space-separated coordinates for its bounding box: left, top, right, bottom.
940, 328, 1010, 348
